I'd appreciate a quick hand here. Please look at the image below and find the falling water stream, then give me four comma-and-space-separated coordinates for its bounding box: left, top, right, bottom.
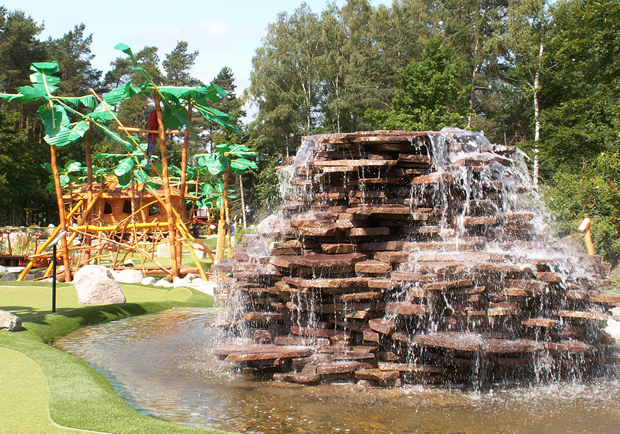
55, 129, 620, 433
54, 307, 620, 434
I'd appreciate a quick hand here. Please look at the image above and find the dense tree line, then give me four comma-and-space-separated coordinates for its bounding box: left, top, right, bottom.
0, 0, 618, 263
244, 0, 620, 264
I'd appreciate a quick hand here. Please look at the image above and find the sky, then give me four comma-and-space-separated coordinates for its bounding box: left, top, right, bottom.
4, 0, 386, 121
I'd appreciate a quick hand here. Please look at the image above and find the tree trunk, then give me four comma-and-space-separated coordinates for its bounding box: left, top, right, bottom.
533, 42, 544, 187
50, 145, 72, 282
152, 90, 179, 277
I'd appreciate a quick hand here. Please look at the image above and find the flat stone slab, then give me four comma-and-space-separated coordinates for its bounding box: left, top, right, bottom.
291, 326, 351, 340
243, 312, 283, 322
413, 332, 546, 355
321, 243, 360, 254
273, 372, 321, 384
557, 310, 607, 322
355, 368, 401, 382
411, 173, 452, 184
214, 344, 313, 362
522, 318, 560, 328
544, 340, 594, 354
378, 362, 444, 374
283, 276, 371, 290
422, 279, 474, 291
272, 253, 367, 269
368, 318, 395, 335
346, 206, 411, 216
316, 361, 372, 375
355, 260, 391, 274
374, 251, 409, 264
386, 303, 431, 316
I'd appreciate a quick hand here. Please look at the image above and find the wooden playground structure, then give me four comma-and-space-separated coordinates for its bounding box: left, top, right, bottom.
17, 92, 215, 282
4, 48, 251, 283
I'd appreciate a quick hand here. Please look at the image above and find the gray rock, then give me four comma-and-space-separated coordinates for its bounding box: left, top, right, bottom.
192, 243, 206, 259
611, 265, 620, 280
195, 281, 218, 296
185, 273, 197, 282
0, 265, 7, 274
115, 269, 144, 284
0, 273, 17, 281
173, 277, 189, 287
141, 276, 157, 286
73, 265, 126, 305
0, 310, 22, 331
156, 243, 170, 258
154, 278, 172, 287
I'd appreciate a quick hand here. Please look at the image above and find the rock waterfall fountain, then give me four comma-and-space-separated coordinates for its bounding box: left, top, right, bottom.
211, 129, 618, 388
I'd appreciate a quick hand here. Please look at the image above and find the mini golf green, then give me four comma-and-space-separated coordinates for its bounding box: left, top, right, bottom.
0, 281, 231, 434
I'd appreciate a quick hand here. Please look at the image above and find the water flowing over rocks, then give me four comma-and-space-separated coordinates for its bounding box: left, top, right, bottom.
211, 129, 619, 388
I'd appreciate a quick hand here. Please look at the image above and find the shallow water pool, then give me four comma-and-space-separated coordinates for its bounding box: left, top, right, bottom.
54, 308, 620, 434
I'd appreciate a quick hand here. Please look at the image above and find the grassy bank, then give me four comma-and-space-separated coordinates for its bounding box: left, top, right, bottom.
0, 282, 231, 434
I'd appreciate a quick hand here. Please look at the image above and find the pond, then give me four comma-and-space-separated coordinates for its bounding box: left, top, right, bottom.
54, 308, 620, 434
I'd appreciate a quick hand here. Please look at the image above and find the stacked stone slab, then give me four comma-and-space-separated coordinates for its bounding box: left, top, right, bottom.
212, 129, 619, 387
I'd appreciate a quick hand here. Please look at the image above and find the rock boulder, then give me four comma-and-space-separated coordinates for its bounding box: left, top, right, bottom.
0, 310, 22, 331
115, 269, 144, 284
156, 243, 170, 258
73, 265, 126, 305
0, 273, 17, 281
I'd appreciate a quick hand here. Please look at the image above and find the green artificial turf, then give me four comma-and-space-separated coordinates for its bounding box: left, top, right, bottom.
0, 348, 93, 433
0, 282, 231, 434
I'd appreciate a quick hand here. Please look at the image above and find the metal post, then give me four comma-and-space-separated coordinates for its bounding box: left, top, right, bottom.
52, 243, 57, 313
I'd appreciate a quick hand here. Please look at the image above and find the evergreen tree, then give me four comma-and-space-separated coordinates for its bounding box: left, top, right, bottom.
0, 7, 52, 225
366, 37, 471, 131
163, 41, 199, 87
45, 23, 102, 96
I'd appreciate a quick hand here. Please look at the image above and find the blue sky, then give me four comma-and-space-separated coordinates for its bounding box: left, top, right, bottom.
5, 1, 386, 120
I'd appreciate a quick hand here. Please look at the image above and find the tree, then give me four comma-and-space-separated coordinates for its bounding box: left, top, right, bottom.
0, 7, 46, 93
102, 46, 164, 153
506, 0, 551, 183
535, 0, 620, 264
538, 0, 620, 177
163, 41, 199, 87
204, 66, 245, 150
195, 144, 257, 262
366, 37, 471, 131
436, 0, 510, 132
0, 8, 51, 225
45, 24, 102, 96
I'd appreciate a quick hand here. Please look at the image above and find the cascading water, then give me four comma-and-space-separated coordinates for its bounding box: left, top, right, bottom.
211, 129, 619, 388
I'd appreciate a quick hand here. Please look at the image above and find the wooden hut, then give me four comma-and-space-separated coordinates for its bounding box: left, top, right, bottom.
63, 177, 197, 227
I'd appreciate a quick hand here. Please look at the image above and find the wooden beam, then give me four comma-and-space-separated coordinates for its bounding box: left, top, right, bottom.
118, 126, 180, 134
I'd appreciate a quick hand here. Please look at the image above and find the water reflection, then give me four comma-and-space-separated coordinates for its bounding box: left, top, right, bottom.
55, 308, 620, 434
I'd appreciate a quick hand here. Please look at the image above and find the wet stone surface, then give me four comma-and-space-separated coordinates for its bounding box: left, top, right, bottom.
213, 129, 618, 388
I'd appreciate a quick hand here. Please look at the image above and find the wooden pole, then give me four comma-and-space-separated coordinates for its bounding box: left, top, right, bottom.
177, 101, 193, 263
239, 174, 246, 228
152, 90, 179, 277
215, 168, 229, 264
84, 122, 93, 264
578, 217, 595, 255
50, 145, 72, 283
